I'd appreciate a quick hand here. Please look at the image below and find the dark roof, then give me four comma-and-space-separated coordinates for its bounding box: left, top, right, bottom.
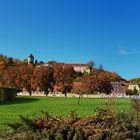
28, 54, 34, 58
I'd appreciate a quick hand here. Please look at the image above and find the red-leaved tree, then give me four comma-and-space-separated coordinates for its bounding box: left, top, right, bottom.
54, 64, 74, 97
31, 66, 54, 95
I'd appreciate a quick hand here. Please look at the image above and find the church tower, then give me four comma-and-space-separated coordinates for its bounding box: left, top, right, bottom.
28, 54, 34, 64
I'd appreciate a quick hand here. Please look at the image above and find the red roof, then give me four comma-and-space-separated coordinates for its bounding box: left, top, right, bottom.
64, 64, 88, 67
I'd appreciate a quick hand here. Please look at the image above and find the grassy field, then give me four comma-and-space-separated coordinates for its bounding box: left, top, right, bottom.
0, 96, 131, 134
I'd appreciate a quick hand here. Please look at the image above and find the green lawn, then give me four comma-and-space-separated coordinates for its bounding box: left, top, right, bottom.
0, 96, 131, 134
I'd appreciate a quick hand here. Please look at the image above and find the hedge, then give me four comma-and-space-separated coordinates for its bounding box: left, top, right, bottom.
0, 87, 18, 102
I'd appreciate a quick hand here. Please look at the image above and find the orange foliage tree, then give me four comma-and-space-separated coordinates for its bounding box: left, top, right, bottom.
31, 66, 54, 95
73, 73, 113, 104
54, 64, 75, 97
16, 65, 34, 96
0, 66, 19, 88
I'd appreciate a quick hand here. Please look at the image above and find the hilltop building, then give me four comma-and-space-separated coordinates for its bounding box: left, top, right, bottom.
27, 54, 34, 64
27, 54, 90, 73
64, 64, 90, 73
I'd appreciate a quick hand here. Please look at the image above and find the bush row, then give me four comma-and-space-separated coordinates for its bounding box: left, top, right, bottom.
0, 87, 18, 102
5, 108, 140, 140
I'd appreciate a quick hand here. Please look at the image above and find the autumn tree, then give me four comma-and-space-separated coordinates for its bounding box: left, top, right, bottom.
14, 60, 26, 66
82, 76, 99, 94
72, 82, 86, 105
106, 72, 122, 81
0, 55, 7, 73
73, 74, 113, 100
0, 55, 26, 74
73, 75, 100, 104
97, 73, 113, 95
0, 56, 8, 87
53, 64, 63, 84
47, 60, 58, 66
0, 66, 18, 88
130, 78, 140, 84
6, 57, 15, 66
31, 66, 54, 96
90, 68, 123, 82
62, 65, 75, 96
16, 65, 34, 96
54, 64, 75, 97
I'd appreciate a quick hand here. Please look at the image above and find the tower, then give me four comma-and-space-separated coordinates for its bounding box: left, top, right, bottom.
27, 54, 34, 64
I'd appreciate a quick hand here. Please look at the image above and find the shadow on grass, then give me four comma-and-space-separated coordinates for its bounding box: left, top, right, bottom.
0, 97, 40, 106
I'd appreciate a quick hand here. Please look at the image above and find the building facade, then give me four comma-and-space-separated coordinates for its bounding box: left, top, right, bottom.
128, 83, 140, 93
64, 64, 90, 73
27, 54, 34, 64
111, 81, 127, 95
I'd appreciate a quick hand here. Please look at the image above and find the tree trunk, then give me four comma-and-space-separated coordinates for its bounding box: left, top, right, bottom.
29, 91, 32, 96
78, 93, 82, 105
64, 92, 67, 97
44, 89, 49, 96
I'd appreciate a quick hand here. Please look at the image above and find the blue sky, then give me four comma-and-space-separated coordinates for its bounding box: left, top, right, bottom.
0, 0, 140, 80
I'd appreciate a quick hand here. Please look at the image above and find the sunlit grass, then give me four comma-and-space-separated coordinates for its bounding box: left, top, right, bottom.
0, 96, 131, 134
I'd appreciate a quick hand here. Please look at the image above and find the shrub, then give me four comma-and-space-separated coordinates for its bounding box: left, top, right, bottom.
5, 109, 140, 140
0, 87, 18, 102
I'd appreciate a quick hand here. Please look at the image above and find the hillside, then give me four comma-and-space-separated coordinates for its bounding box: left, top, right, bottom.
129, 78, 140, 83
0, 54, 126, 82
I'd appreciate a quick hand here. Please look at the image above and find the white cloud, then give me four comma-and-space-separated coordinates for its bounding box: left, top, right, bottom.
119, 48, 136, 56
119, 49, 130, 55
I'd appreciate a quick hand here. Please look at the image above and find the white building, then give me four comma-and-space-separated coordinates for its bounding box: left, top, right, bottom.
27, 54, 34, 64
64, 64, 90, 73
